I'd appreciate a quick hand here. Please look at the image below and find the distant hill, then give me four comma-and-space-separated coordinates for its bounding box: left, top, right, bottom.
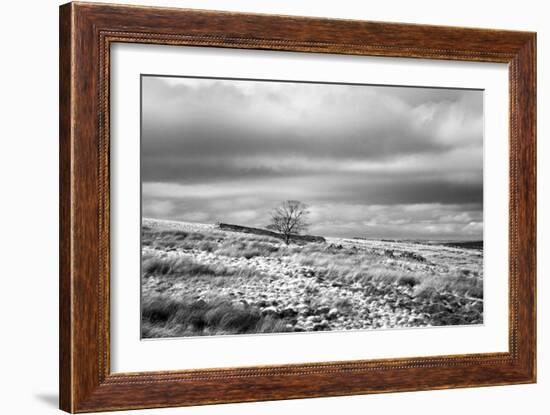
438, 241, 483, 250
352, 236, 483, 251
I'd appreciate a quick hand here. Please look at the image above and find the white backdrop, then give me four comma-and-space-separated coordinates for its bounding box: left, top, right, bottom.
0, 0, 547, 414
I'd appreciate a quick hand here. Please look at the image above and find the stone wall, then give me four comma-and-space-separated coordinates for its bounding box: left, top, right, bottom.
217, 223, 326, 244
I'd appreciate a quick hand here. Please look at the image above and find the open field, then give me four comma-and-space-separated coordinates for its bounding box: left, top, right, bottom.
141, 218, 483, 338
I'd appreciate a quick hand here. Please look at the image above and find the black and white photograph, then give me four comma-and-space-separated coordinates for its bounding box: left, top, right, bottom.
140, 75, 484, 339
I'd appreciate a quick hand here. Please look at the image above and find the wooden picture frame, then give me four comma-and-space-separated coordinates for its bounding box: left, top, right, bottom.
59, 2, 536, 412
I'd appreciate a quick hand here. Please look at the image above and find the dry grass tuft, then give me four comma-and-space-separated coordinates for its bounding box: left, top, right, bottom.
141, 295, 289, 338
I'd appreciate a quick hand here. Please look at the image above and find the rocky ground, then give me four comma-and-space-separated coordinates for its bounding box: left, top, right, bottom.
141, 218, 483, 338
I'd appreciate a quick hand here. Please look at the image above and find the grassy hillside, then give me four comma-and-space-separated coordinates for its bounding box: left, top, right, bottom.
141, 218, 483, 338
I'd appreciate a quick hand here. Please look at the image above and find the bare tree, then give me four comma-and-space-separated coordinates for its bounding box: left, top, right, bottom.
267, 200, 310, 244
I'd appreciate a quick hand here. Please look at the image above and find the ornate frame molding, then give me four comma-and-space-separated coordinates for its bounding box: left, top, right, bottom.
60, 2, 536, 412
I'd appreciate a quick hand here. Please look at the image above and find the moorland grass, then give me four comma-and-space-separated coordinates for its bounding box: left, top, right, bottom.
142, 224, 483, 333
142, 226, 482, 299
141, 294, 289, 338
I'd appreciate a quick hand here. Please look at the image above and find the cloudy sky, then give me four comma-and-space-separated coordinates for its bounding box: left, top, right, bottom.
141, 76, 483, 240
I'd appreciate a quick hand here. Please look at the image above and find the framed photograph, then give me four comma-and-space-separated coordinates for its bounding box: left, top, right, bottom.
59, 2, 536, 412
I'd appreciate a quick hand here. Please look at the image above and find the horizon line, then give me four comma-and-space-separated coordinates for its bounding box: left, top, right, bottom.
142, 217, 483, 243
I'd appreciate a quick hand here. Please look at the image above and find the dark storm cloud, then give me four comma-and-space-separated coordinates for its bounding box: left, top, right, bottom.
142, 78, 481, 174
141, 76, 483, 240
